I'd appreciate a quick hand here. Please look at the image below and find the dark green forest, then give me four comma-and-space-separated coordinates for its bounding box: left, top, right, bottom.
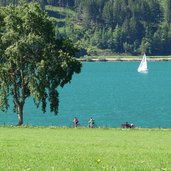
1, 0, 171, 56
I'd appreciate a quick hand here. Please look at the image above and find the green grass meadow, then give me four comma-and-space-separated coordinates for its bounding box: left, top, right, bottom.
0, 127, 171, 171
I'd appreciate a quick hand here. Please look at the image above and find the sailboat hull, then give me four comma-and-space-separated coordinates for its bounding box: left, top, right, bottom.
137, 69, 148, 73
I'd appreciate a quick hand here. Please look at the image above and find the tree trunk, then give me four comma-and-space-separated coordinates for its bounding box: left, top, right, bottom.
17, 104, 23, 126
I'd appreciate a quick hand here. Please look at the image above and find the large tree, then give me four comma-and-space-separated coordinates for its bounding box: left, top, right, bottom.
0, 2, 82, 125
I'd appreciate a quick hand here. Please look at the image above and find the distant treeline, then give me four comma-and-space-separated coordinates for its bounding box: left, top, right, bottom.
1, 0, 171, 55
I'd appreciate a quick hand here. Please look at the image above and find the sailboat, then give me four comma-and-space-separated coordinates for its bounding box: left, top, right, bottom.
137, 53, 148, 73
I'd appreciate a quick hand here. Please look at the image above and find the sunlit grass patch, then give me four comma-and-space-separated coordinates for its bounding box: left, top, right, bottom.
0, 127, 171, 170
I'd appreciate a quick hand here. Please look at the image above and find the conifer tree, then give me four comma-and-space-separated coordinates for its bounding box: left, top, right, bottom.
165, 0, 171, 23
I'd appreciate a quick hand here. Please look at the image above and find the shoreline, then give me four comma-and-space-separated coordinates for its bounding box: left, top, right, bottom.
78, 57, 171, 62
1, 125, 170, 130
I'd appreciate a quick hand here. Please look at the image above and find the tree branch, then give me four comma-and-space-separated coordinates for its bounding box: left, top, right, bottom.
11, 70, 20, 107
20, 69, 25, 105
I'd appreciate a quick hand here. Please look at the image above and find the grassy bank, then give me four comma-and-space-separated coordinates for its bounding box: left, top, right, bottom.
0, 127, 171, 171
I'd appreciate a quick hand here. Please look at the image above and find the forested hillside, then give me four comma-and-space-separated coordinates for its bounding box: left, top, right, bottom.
1, 0, 171, 56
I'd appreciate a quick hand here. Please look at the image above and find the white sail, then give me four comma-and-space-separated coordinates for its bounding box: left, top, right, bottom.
137, 54, 148, 73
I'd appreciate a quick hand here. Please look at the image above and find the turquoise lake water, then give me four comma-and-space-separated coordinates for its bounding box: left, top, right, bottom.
1, 61, 171, 128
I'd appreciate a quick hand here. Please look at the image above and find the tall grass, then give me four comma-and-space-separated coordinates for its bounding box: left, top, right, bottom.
45, 5, 76, 17
0, 127, 171, 171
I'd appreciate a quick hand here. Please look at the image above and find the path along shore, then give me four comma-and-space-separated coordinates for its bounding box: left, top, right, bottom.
78, 56, 171, 62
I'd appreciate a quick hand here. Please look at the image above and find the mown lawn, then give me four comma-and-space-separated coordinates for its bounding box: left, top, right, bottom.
0, 127, 171, 171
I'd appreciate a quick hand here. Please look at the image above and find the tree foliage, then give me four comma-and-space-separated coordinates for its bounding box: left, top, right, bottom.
52, 0, 171, 55
1, 0, 171, 55
0, 2, 82, 125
